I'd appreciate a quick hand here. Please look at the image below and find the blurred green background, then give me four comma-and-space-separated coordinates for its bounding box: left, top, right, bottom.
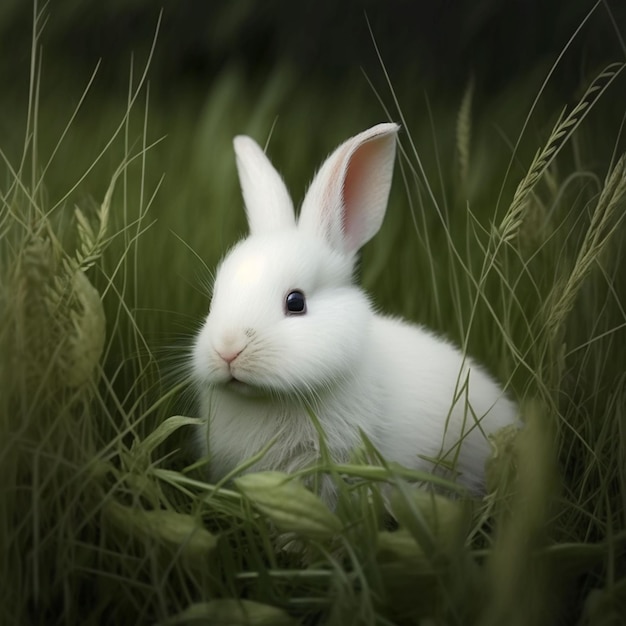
2, 0, 623, 346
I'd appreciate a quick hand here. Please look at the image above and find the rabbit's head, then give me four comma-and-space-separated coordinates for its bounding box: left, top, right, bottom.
192, 123, 399, 398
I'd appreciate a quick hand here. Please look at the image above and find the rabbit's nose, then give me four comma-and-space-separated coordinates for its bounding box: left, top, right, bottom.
214, 330, 248, 364
217, 347, 243, 365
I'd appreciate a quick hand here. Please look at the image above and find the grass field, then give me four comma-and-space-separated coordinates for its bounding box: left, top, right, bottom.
1, 3, 626, 625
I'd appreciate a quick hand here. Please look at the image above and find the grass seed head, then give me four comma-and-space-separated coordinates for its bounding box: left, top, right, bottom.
64, 269, 106, 388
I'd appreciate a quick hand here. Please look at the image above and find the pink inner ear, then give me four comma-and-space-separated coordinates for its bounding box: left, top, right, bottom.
342, 140, 378, 250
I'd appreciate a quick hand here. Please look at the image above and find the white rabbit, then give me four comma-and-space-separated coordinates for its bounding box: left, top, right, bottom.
192, 123, 518, 503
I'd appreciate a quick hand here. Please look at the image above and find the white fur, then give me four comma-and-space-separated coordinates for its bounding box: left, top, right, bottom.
192, 123, 518, 503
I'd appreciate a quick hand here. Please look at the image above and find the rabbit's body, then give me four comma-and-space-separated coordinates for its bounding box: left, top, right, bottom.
192, 123, 517, 500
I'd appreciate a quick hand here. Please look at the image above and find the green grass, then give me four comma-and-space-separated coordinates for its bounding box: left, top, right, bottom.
2, 3, 626, 625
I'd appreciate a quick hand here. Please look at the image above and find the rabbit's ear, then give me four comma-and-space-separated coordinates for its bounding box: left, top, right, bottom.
234, 136, 296, 235
298, 123, 399, 254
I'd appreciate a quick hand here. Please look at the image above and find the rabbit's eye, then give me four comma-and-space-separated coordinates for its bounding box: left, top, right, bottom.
285, 290, 306, 315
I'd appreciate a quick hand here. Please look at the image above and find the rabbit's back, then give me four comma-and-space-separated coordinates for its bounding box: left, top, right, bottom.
367, 314, 518, 491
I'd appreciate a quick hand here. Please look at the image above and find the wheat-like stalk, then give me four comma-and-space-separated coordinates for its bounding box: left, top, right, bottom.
73, 170, 113, 272
544, 152, 626, 340
498, 62, 624, 245
456, 77, 474, 191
